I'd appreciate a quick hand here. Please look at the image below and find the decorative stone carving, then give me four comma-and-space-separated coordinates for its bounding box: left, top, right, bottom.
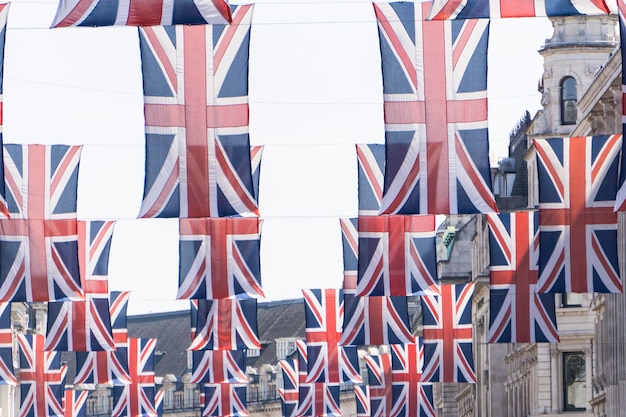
476, 315, 485, 332
589, 109, 607, 134
600, 98, 616, 133
543, 67, 552, 79
550, 345, 559, 358
611, 84, 622, 104
585, 64, 598, 76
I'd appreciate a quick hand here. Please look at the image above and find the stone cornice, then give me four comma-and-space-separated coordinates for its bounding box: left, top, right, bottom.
572, 49, 621, 136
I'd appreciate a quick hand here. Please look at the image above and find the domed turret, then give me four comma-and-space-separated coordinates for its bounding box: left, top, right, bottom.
532, 15, 618, 137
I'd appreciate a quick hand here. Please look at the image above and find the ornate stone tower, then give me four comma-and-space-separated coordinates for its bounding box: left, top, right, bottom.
530, 14, 619, 137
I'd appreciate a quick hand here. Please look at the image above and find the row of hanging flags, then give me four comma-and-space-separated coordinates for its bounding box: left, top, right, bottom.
0, 0, 623, 416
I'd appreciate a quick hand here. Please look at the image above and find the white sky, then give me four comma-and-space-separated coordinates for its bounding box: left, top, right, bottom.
3, 0, 552, 314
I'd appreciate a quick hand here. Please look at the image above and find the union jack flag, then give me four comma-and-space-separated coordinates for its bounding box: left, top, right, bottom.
427, 0, 611, 19
280, 341, 341, 417
356, 144, 384, 216
79, 220, 115, 298
302, 289, 362, 383
357, 215, 438, 296
295, 339, 308, 381
535, 135, 622, 293
493, 0, 612, 17
341, 274, 413, 346
428, 0, 608, 20
51, 0, 232, 27
426, 0, 489, 19
421, 283, 475, 383
297, 383, 341, 417
18, 334, 68, 417
202, 383, 248, 417
0, 303, 14, 385
354, 385, 370, 417
190, 299, 200, 340
178, 217, 263, 300
154, 389, 165, 417
278, 358, 300, 417
189, 298, 260, 350
110, 291, 131, 344
110, 291, 131, 383
389, 339, 435, 417
63, 389, 89, 417
111, 338, 157, 417
75, 349, 131, 386
340, 218, 358, 283
0, 4, 9, 219
250, 146, 263, 205
153, 390, 164, 417
138, 5, 260, 219
45, 298, 115, 351
487, 212, 559, 343
280, 341, 345, 417
374, 2, 496, 215
190, 350, 247, 383
0, 144, 83, 302
364, 353, 393, 417
615, 2, 626, 212
74, 291, 131, 385
51, 221, 116, 351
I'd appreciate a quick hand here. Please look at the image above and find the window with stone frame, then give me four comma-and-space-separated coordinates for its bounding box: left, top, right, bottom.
164, 388, 174, 409
560, 293, 584, 308
563, 351, 586, 411
184, 386, 195, 408
276, 338, 297, 360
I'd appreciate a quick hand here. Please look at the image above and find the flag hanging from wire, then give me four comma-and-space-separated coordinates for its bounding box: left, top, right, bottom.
535, 135, 622, 293
0, 144, 83, 302
0, 303, 15, 385
487, 211, 559, 343
178, 217, 263, 300
374, 2, 496, 215
51, 0, 232, 27
357, 215, 439, 296
421, 283, 475, 383
427, 0, 611, 19
18, 334, 68, 417
111, 338, 158, 417
302, 289, 362, 384
138, 5, 260, 219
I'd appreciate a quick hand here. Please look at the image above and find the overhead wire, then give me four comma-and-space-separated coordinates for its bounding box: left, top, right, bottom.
6, 74, 543, 102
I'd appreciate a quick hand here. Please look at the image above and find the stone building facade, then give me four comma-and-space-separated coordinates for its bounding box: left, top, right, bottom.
448, 11, 625, 417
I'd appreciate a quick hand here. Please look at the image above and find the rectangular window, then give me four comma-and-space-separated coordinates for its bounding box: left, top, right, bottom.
561, 293, 583, 308
164, 389, 174, 409
185, 387, 195, 408
275, 339, 297, 360
98, 395, 110, 414
247, 348, 261, 358
86, 399, 95, 416
563, 351, 586, 411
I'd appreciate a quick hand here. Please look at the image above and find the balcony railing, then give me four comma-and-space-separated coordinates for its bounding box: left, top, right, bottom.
85, 381, 356, 416
246, 387, 280, 403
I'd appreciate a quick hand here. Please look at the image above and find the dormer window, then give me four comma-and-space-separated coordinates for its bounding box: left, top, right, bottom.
560, 76, 577, 125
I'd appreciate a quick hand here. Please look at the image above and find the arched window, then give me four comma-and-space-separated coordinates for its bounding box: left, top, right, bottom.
560, 76, 577, 125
